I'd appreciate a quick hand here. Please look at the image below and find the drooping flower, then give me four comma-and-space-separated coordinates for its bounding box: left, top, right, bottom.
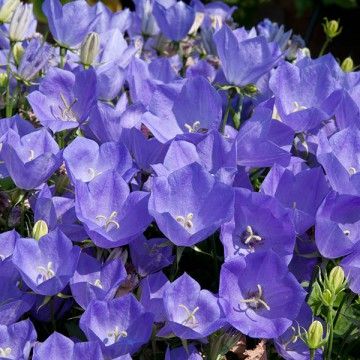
219, 251, 306, 338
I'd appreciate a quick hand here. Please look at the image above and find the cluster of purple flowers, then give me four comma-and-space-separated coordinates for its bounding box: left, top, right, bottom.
0, 0, 358, 358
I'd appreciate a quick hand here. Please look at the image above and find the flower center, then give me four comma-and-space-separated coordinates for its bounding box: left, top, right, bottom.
36, 261, 55, 282
343, 229, 351, 236
184, 121, 201, 133
178, 304, 200, 327
96, 211, 120, 232
242, 225, 262, 246
240, 284, 270, 311
108, 326, 128, 343
59, 93, 78, 122
87, 167, 102, 181
176, 213, 194, 230
0, 347, 11, 358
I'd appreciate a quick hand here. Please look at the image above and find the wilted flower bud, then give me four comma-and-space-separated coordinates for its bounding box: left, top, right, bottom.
9, 3, 34, 42
327, 266, 346, 294
0, 0, 20, 23
32, 220, 49, 241
80, 32, 100, 67
12, 41, 24, 65
341, 57, 354, 72
307, 320, 324, 350
322, 18, 342, 39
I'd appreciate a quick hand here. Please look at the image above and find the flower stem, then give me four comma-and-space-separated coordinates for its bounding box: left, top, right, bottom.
220, 94, 232, 134
319, 38, 331, 57
326, 308, 334, 360
310, 349, 315, 360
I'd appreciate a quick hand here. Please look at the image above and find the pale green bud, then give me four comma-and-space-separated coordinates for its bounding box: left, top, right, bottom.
0, 0, 20, 23
322, 18, 342, 39
12, 42, 24, 65
80, 32, 100, 67
241, 84, 258, 96
321, 288, 333, 307
0, 72, 8, 87
328, 266, 346, 294
32, 220, 48, 241
341, 57, 354, 72
307, 320, 324, 350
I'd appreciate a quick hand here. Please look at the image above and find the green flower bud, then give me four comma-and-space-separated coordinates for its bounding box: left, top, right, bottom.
32, 220, 48, 241
12, 42, 24, 65
241, 84, 258, 96
321, 288, 333, 307
0, 72, 8, 87
328, 266, 346, 294
307, 320, 324, 350
341, 57, 354, 72
322, 18, 342, 39
80, 32, 100, 67
0, 0, 20, 23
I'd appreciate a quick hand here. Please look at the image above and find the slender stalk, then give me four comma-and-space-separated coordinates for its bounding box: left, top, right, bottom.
59, 46, 67, 69
310, 349, 315, 360
319, 38, 331, 57
326, 308, 334, 360
220, 94, 232, 134
5, 41, 15, 117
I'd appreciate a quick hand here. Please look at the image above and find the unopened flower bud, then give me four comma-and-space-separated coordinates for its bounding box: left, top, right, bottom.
9, 3, 34, 42
0, 0, 20, 23
0, 72, 8, 87
307, 320, 324, 350
328, 266, 346, 294
341, 57, 354, 72
321, 288, 333, 306
322, 18, 342, 39
12, 42, 24, 65
80, 32, 100, 67
242, 84, 258, 96
32, 220, 48, 241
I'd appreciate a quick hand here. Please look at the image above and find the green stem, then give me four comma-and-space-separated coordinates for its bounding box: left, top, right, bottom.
5, 41, 15, 118
319, 37, 331, 57
50, 297, 56, 331
59, 47, 67, 69
326, 308, 334, 360
310, 349, 315, 360
220, 94, 232, 134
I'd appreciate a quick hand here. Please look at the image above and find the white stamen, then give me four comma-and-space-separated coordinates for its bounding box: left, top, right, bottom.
176, 213, 194, 230
243, 225, 262, 245
178, 304, 200, 327
239, 284, 270, 311
292, 101, 307, 112
93, 279, 103, 289
343, 229, 351, 236
349, 167, 357, 175
184, 121, 201, 133
36, 261, 55, 282
108, 326, 127, 342
28, 149, 35, 161
96, 211, 119, 232
0, 347, 11, 357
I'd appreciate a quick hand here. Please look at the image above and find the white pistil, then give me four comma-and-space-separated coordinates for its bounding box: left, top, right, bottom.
178, 304, 200, 327
59, 93, 78, 122
0, 347, 11, 357
96, 211, 120, 232
108, 326, 127, 343
184, 121, 201, 133
292, 101, 307, 112
28, 149, 35, 161
243, 225, 262, 245
37, 261, 55, 282
93, 279, 103, 289
239, 284, 270, 311
176, 213, 194, 230
87, 167, 102, 181
349, 167, 357, 175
